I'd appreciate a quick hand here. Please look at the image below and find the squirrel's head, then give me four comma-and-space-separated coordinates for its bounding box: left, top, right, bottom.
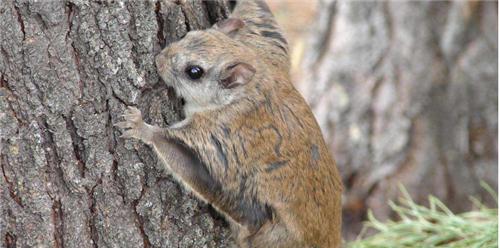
155, 18, 257, 116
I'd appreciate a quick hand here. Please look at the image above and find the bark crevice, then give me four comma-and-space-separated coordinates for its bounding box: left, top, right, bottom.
13, 4, 25, 40
2, 1, 232, 246
155, 0, 165, 48
1, 154, 23, 207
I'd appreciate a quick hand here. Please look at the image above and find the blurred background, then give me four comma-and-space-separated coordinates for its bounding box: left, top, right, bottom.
269, 0, 498, 240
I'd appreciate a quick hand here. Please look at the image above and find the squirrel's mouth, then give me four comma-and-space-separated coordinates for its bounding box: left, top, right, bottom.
180, 98, 186, 108
178, 97, 186, 121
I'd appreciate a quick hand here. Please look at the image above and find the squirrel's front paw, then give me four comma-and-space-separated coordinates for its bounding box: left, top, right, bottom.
115, 106, 145, 140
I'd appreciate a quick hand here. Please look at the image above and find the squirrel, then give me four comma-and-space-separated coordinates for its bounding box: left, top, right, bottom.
116, 0, 342, 247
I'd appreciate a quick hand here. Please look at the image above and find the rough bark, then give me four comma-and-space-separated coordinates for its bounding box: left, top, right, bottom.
299, 0, 498, 239
0, 0, 233, 247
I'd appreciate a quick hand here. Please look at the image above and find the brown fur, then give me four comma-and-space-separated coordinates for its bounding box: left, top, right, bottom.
117, 1, 342, 247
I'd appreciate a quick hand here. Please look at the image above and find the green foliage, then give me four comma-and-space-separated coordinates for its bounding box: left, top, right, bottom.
348, 182, 498, 248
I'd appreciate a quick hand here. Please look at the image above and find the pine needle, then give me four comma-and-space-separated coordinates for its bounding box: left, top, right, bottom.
348, 184, 498, 248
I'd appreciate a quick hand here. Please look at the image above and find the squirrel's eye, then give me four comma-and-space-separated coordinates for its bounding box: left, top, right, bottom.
185, 65, 204, 80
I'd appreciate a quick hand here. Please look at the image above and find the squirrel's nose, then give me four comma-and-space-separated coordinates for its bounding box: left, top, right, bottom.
155, 47, 170, 69
155, 56, 165, 70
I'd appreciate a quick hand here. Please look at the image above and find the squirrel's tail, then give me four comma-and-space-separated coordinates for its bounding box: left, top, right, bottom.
229, 0, 289, 56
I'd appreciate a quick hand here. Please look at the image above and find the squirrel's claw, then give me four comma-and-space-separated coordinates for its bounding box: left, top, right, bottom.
115, 106, 145, 140
114, 121, 132, 129
120, 106, 143, 123
126, 106, 142, 116
120, 129, 138, 139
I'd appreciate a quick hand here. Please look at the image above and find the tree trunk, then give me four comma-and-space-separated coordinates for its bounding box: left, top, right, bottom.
299, 0, 497, 239
0, 0, 233, 247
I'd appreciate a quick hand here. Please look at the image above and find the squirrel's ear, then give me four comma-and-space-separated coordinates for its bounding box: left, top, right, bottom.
220, 63, 256, 89
214, 18, 245, 35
